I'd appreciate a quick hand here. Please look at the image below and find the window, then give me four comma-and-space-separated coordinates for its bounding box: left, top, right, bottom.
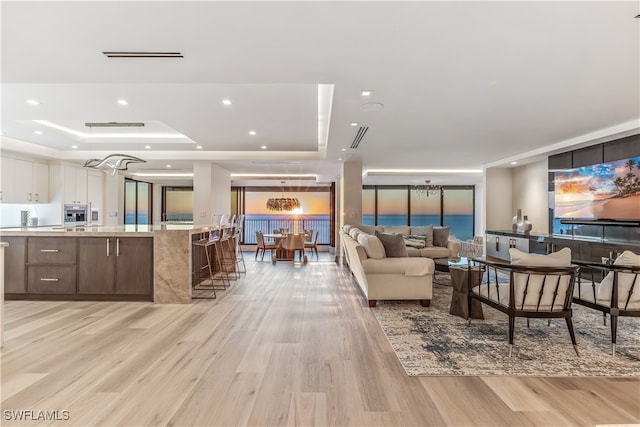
362, 185, 475, 240
124, 179, 152, 225
162, 187, 193, 222
377, 187, 408, 226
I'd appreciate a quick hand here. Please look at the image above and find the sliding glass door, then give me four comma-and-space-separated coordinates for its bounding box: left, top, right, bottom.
124, 179, 152, 225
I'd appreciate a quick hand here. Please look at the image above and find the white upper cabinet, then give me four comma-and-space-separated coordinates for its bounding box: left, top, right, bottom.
87, 171, 104, 214
0, 157, 16, 203
0, 157, 49, 203
64, 165, 88, 205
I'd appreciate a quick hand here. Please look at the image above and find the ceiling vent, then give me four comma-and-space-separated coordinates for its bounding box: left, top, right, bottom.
102, 51, 183, 58
350, 126, 369, 149
85, 122, 145, 128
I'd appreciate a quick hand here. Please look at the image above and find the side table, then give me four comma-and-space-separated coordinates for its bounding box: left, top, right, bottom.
449, 266, 484, 319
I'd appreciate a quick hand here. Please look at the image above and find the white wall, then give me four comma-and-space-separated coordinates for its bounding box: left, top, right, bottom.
484, 167, 513, 231
193, 161, 231, 225
512, 159, 549, 233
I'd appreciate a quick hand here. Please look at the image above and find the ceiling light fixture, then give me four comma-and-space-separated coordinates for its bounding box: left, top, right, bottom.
145, 145, 151, 149
350, 122, 359, 127
85, 122, 144, 128
222, 99, 232, 106
34, 130, 43, 135
166, 164, 172, 168
260, 145, 267, 150
84, 153, 146, 175
361, 90, 373, 96
26, 99, 40, 105
412, 180, 443, 198
102, 51, 183, 58
196, 145, 202, 149
510, 161, 518, 165
117, 99, 129, 106
71, 145, 78, 149
341, 148, 347, 151
249, 130, 257, 136
266, 181, 301, 212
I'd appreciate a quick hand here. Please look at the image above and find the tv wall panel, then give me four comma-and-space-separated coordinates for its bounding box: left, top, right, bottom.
603, 134, 640, 162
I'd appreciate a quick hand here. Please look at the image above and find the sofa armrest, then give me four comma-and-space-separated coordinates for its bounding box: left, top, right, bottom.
447, 239, 461, 258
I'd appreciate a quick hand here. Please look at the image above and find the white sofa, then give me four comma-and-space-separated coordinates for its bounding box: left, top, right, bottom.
340, 226, 434, 307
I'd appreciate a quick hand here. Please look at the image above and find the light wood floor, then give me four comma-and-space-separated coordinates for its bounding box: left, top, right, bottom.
1, 252, 639, 426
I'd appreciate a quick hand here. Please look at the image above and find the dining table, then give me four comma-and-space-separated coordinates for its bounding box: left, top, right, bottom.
262, 232, 307, 262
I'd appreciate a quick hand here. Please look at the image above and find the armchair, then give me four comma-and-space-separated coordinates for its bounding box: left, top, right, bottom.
469, 248, 580, 357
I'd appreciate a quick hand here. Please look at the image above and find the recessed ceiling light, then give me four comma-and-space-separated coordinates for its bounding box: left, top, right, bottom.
71, 145, 78, 149
350, 122, 359, 127
196, 145, 202, 149
117, 99, 128, 106
166, 164, 172, 168
249, 131, 256, 136
145, 145, 151, 149
510, 161, 518, 165
338, 158, 343, 161
34, 130, 43, 135
260, 145, 267, 150
222, 99, 232, 106
361, 90, 373, 97
341, 148, 347, 151
26, 99, 40, 106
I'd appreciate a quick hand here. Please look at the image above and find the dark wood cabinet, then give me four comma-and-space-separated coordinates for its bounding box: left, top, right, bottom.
77, 237, 152, 298
3, 236, 27, 293
27, 265, 76, 294
115, 238, 153, 295
78, 238, 116, 294
28, 237, 77, 264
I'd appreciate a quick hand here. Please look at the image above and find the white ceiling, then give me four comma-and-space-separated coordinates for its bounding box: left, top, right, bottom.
1, 1, 639, 187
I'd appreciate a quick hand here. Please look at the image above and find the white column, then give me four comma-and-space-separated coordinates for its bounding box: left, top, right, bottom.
104, 173, 123, 226
193, 162, 231, 226
341, 159, 363, 227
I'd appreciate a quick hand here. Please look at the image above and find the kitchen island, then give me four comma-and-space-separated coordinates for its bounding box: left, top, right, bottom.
0, 223, 222, 303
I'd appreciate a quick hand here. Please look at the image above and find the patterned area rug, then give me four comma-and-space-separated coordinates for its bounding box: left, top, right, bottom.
372, 273, 640, 376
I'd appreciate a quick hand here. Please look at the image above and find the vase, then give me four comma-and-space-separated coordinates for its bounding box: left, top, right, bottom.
512, 209, 522, 232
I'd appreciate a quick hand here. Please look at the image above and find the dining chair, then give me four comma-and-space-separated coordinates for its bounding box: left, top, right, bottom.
280, 232, 307, 263
256, 231, 280, 261
304, 230, 319, 259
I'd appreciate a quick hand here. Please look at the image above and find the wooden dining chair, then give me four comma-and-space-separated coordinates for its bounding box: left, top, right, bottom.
280, 232, 307, 263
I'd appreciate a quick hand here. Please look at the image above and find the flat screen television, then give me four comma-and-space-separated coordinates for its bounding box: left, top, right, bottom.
553, 155, 640, 220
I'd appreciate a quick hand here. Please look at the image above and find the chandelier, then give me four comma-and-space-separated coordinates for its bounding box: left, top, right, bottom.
266, 182, 301, 212
412, 180, 443, 197
83, 153, 146, 175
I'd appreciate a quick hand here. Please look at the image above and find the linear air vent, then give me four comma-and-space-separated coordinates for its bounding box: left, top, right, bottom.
85, 122, 145, 128
102, 51, 183, 58
350, 126, 369, 149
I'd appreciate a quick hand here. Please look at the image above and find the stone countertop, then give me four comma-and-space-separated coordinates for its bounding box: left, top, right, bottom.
0, 223, 222, 237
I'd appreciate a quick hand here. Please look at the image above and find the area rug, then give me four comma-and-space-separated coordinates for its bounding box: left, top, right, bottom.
372, 277, 640, 377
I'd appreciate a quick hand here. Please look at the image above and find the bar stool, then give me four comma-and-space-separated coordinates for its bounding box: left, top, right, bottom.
233, 214, 246, 273
192, 229, 229, 298
220, 226, 240, 281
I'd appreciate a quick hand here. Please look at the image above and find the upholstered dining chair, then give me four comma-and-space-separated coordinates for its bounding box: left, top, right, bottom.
280, 232, 307, 263
255, 231, 280, 261
304, 230, 319, 260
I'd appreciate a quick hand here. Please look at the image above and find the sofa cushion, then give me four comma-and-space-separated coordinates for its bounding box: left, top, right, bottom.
357, 233, 386, 259
375, 231, 408, 257
362, 257, 434, 276
509, 247, 571, 266
404, 235, 427, 249
342, 224, 352, 234
419, 246, 452, 258
353, 224, 383, 235
349, 227, 361, 240
596, 250, 640, 302
382, 226, 411, 235
433, 226, 451, 247
406, 247, 421, 257
411, 225, 434, 247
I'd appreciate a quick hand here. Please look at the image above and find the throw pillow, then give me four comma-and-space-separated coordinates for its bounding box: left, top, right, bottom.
404, 235, 426, 249
596, 250, 640, 301
357, 233, 386, 259
411, 225, 434, 247
375, 230, 408, 257
509, 247, 571, 266
433, 226, 451, 247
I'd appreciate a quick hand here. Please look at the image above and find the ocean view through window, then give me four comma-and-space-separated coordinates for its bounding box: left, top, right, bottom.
362, 185, 475, 241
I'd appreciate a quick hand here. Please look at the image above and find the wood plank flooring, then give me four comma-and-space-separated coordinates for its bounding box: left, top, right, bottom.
1, 253, 639, 426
